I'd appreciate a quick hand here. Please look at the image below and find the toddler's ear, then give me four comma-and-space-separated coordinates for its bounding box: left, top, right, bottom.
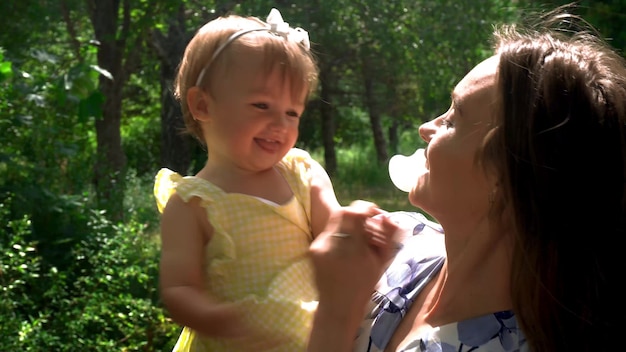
187, 87, 212, 122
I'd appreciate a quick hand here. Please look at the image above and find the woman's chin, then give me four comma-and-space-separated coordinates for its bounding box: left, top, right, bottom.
407, 174, 428, 198
407, 187, 424, 208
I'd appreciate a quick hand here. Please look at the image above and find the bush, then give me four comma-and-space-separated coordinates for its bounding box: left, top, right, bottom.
0, 194, 179, 351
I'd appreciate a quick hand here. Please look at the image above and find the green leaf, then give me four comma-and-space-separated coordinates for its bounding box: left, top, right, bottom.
0, 61, 12, 81
78, 91, 104, 122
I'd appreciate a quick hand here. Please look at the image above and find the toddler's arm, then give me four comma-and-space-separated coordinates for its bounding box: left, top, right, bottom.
309, 160, 342, 237
159, 194, 242, 338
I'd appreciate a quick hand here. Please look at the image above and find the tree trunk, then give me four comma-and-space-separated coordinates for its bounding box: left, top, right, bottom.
151, 5, 193, 174
151, 2, 236, 175
319, 69, 337, 176
363, 75, 388, 164
88, 0, 128, 221
388, 120, 399, 156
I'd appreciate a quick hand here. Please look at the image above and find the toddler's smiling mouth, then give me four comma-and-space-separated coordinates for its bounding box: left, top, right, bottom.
255, 137, 282, 152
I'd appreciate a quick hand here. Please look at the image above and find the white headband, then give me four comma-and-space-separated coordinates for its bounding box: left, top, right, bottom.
194, 8, 311, 87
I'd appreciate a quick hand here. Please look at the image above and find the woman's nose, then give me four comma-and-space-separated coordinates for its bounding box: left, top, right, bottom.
419, 119, 437, 143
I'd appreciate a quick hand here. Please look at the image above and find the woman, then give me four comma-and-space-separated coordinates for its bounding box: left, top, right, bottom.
309, 6, 625, 352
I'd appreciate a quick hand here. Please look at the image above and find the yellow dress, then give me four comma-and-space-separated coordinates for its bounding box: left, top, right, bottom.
154, 148, 318, 352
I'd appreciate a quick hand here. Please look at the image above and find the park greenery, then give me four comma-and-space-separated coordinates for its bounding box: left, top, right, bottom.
1, 0, 624, 350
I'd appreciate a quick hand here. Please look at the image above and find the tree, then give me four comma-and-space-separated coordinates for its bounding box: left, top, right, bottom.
85, 0, 158, 220
150, 3, 195, 175
150, 1, 240, 175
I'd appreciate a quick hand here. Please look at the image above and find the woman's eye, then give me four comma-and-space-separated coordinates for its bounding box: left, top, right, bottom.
252, 103, 269, 109
442, 118, 454, 128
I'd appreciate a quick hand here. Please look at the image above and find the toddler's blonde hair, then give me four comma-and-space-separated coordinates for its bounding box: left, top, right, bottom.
174, 13, 319, 143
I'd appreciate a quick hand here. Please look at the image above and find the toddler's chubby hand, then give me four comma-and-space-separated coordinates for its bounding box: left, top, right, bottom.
347, 200, 402, 249
309, 201, 400, 309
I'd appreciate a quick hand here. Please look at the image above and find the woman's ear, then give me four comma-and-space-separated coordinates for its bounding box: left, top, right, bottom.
187, 87, 212, 122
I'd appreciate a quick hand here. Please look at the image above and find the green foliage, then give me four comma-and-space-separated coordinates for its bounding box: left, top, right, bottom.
0, 49, 105, 269
124, 169, 161, 233
0, 48, 98, 217
334, 106, 373, 148
0, 194, 178, 351
0, 50, 12, 82
123, 115, 161, 177
0, 43, 172, 344
0, 199, 38, 346
395, 126, 427, 156
122, 56, 162, 177
0, 1, 623, 350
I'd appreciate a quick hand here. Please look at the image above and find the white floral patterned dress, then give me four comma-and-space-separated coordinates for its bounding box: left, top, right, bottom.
355, 212, 528, 352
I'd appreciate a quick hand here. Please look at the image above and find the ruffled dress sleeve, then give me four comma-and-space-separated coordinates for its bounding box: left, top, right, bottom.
154, 168, 182, 213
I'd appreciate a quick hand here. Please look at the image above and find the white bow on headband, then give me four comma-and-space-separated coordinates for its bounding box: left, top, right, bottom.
195, 8, 310, 87
266, 8, 310, 50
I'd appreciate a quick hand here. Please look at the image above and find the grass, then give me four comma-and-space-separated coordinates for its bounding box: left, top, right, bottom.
311, 146, 417, 212
333, 182, 414, 212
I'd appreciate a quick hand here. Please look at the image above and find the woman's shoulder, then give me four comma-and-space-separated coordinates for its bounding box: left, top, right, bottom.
412, 310, 527, 352
385, 211, 445, 260
358, 307, 527, 352
354, 212, 447, 351
355, 212, 528, 352
372, 213, 446, 317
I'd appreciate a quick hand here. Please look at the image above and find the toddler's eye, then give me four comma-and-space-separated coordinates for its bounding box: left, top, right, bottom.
286, 110, 300, 118
252, 103, 268, 109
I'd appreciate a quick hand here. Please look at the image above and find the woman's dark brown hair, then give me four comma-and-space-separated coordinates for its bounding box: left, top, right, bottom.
484, 4, 626, 351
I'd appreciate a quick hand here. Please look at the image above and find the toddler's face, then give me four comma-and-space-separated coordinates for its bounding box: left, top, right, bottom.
202, 53, 307, 173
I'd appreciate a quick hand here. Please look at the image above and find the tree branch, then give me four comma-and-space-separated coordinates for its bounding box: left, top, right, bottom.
60, 0, 83, 61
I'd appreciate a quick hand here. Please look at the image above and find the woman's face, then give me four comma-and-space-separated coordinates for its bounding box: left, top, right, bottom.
410, 55, 499, 226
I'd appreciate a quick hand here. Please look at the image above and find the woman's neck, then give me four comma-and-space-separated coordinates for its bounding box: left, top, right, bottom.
387, 217, 514, 352
425, 219, 513, 326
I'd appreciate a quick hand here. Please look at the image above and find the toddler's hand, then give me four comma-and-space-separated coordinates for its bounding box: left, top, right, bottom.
309, 202, 399, 310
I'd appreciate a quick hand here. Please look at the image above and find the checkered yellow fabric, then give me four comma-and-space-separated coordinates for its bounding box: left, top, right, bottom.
154, 148, 318, 352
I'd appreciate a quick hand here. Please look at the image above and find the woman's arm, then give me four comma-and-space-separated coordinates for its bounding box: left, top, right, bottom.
308, 298, 367, 352
308, 204, 399, 351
